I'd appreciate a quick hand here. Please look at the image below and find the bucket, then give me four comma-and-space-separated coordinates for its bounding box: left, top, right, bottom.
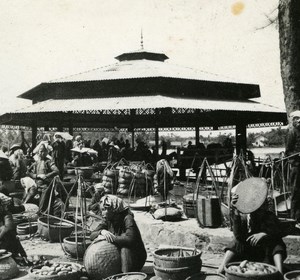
196, 196, 222, 228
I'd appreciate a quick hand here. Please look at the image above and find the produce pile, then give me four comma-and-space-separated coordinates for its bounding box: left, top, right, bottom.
227, 260, 277, 275
30, 261, 82, 277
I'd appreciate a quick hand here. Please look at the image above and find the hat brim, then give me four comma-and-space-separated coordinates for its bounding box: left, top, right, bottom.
234, 177, 268, 214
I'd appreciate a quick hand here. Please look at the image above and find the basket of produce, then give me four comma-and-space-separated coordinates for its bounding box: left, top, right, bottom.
186, 272, 227, 279
284, 270, 300, 280
17, 221, 38, 235
28, 261, 82, 279
0, 250, 19, 280
104, 272, 147, 280
37, 217, 75, 242
225, 261, 280, 280
63, 236, 92, 259
154, 264, 200, 280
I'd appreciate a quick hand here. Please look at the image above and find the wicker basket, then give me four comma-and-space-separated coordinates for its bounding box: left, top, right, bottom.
28, 261, 82, 280
186, 272, 227, 280
16, 222, 38, 235
63, 237, 92, 259
284, 270, 300, 280
37, 217, 74, 242
153, 247, 202, 268
0, 252, 19, 280
185, 272, 226, 280
83, 239, 121, 280
154, 264, 200, 280
225, 262, 280, 280
104, 272, 147, 280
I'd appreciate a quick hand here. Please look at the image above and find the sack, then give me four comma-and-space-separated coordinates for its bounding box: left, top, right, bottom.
153, 207, 182, 221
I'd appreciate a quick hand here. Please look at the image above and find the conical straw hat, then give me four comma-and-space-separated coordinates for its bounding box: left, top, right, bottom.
234, 177, 268, 214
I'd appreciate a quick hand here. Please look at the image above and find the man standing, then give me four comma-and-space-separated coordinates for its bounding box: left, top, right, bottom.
286, 110, 300, 229
52, 133, 65, 180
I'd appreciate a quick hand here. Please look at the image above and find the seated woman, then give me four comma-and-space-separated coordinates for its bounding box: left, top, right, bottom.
0, 194, 28, 264
90, 195, 147, 273
218, 191, 287, 274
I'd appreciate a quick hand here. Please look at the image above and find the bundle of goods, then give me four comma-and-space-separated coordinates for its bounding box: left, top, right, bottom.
83, 238, 121, 279
130, 163, 155, 198
102, 165, 119, 194
182, 193, 196, 218
104, 272, 147, 280
225, 260, 280, 280
29, 261, 82, 279
284, 270, 300, 280
117, 166, 133, 196
0, 250, 19, 280
153, 247, 202, 280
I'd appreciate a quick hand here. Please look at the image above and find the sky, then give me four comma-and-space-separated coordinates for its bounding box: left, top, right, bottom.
0, 0, 285, 118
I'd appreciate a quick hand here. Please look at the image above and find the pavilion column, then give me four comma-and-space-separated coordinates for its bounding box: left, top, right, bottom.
155, 126, 159, 159
236, 122, 247, 156
195, 126, 199, 146
68, 112, 73, 135
31, 120, 37, 150
131, 130, 135, 149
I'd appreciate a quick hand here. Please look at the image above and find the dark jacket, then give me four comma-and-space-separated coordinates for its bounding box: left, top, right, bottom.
286, 127, 300, 166
90, 210, 147, 271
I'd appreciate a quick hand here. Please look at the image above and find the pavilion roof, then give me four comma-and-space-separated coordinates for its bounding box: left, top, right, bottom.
12, 95, 284, 114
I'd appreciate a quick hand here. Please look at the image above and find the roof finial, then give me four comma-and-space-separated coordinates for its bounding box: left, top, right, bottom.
140, 29, 144, 50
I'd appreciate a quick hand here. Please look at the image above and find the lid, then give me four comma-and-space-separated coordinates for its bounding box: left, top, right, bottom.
234, 177, 268, 214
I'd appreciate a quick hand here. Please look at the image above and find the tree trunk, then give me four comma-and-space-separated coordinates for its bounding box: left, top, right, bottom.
278, 0, 300, 120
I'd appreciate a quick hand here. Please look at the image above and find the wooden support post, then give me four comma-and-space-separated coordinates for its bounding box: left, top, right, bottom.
236, 123, 247, 156
131, 130, 135, 150
155, 126, 159, 159
195, 126, 199, 146
31, 121, 37, 150
68, 112, 73, 135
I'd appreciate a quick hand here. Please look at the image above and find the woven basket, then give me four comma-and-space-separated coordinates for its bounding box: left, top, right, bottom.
153, 247, 202, 269
0, 252, 19, 280
154, 264, 200, 280
186, 272, 226, 279
16, 222, 38, 235
284, 270, 300, 280
83, 239, 121, 279
63, 237, 92, 259
225, 262, 280, 280
28, 261, 82, 280
37, 217, 74, 242
104, 272, 147, 280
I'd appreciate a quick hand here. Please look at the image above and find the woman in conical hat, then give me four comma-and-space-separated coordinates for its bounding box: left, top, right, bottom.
90, 195, 147, 273
218, 178, 287, 275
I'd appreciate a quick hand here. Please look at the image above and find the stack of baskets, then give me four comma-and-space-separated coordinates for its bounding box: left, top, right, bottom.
153, 247, 202, 280
117, 166, 133, 196
102, 166, 119, 194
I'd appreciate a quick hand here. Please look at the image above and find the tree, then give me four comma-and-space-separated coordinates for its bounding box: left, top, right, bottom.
278, 0, 300, 118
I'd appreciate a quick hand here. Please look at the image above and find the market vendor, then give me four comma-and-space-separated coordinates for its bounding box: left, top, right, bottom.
0, 150, 13, 182
0, 193, 28, 264
88, 183, 108, 215
218, 179, 287, 274
286, 110, 300, 229
9, 145, 27, 181
90, 195, 147, 273
155, 159, 173, 200
25, 144, 66, 216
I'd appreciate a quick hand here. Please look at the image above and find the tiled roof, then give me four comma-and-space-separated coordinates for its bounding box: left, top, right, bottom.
12, 95, 285, 114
